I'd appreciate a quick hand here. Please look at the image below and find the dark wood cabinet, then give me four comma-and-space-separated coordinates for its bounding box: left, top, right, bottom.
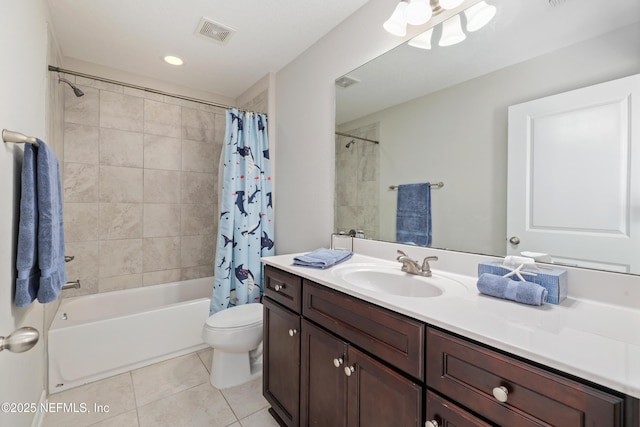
426, 390, 494, 427
263, 297, 301, 427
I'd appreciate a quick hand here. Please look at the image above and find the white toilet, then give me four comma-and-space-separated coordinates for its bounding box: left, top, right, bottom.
202, 303, 264, 389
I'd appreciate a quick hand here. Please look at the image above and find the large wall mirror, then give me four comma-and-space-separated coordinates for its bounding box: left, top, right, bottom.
335, 0, 640, 274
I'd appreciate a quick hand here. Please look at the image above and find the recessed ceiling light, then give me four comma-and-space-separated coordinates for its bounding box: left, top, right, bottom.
164, 55, 184, 66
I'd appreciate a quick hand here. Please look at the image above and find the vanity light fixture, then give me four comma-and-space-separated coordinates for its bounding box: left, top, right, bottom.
464, 1, 497, 32
164, 55, 184, 66
383, 1, 409, 36
404, 0, 433, 26
408, 27, 434, 49
439, 14, 466, 46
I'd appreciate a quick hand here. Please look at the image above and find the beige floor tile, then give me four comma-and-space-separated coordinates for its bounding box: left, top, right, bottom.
239, 408, 280, 427
44, 373, 135, 427
131, 353, 209, 407
197, 348, 213, 372
220, 378, 268, 420
137, 383, 237, 427
226, 423, 241, 427
89, 409, 139, 427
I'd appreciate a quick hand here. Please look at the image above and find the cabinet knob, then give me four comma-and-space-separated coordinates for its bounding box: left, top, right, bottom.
425, 420, 439, 427
344, 365, 355, 377
333, 357, 344, 368
492, 386, 509, 403
274, 283, 285, 292
288, 329, 297, 337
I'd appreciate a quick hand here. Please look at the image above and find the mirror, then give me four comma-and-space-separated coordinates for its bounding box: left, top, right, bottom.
335, 0, 640, 274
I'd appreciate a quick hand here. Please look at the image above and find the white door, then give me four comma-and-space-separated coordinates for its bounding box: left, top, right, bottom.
0, 2, 48, 426
507, 74, 640, 273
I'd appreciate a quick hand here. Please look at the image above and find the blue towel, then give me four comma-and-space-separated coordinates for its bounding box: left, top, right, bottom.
15, 141, 67, 307
477, 273, 547, 306
293, 248, 353, 269
396, 183, 432, 246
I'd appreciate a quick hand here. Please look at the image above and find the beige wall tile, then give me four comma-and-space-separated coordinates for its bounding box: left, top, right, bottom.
64, 203, 99, 242
143, 237, 181, 272
182, 107, 214, 142
64, 162, 99, 202
64, 241, 99, 297
181, 139, 216, 173
214, 113, 226, 144
143, 169, 180, 203
100, 166, 143, 203
144, 135, 181, 171
144, 99, 181, 138
181, 235, 214, 268
181, 203, 215, 236
100, 128, 144, 168
143, 204, 180, 237
64, 85, 99, 126
99, 203, 143, 240
100, 91, 144, 132
64, 123, 99, 164
61, 276, 98, 298
181, 172, 215, 204
143, 269, 182, 286
99, 239, 143, 278
181, 265, 215, 281
99, 274, 142, 293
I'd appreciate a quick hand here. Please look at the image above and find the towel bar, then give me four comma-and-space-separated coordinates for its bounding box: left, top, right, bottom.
389, 182, 444, 190
2, 129, 40, 147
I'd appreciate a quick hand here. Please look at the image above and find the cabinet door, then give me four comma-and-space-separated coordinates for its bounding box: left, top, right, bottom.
346, 346, 423, 427
426, 390, 493, 427
263, 297, 300, 427
301, 320, 348, 427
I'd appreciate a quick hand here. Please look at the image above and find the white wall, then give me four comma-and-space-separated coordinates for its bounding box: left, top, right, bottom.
339, 23, 640, 256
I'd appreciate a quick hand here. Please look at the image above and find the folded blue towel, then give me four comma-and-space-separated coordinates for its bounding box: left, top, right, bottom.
293, 248, 353, 269
396, 183, 432, 246
15, 141, 67, 307
477, 273, 548, 306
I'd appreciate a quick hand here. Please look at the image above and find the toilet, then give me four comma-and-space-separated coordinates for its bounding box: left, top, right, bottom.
201, 303, 264, 389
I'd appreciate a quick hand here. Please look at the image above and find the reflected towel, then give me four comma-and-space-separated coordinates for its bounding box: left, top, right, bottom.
15, 141, 67, 307
293, 248, 353, 269
477, 273, 547, 306
396, 183, 432, 246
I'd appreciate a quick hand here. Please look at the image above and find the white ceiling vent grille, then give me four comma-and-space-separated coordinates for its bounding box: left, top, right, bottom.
195, 17, 235, 44
335, 75, 360, 89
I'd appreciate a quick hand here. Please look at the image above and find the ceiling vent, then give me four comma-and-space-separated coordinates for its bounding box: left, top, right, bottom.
335, 75, 360, 89
195, 17, 235, 45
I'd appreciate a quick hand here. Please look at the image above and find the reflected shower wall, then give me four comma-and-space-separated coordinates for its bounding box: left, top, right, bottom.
335, 123, 380, 239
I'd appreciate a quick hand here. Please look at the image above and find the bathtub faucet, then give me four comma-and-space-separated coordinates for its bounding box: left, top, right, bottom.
62, 280, 81, 290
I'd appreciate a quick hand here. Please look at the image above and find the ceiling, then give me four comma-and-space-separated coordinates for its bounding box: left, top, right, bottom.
46, 0, 370, 99
336, 0, 640, 124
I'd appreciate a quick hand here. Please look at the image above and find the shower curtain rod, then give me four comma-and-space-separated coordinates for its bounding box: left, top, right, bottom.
47, 66, 261, 115
335, 131, 379, 144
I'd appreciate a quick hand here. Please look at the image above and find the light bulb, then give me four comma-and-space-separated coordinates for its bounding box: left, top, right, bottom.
404, 0, 432, 26
408, 28, 434, 50
439, 0, 464, 10
464, 1, 497, 32
383, 2, 408, 36
439, 14, 466, 46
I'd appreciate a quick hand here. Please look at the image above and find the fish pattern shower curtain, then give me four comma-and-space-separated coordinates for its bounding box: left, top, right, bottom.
211, 109, 274, 314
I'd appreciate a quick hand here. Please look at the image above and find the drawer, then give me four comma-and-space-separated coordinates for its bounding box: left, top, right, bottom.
426, 328, 624, 427
426, 390, 494, 427
303, 280, 424, 381
264, 265, 302, 313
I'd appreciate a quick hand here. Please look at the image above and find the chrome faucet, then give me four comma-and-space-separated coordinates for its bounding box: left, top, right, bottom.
396, 250, 438, 277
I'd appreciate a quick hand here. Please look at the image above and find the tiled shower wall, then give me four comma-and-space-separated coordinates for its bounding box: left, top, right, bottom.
62, 76, 226, 296
335, 123, 380, 239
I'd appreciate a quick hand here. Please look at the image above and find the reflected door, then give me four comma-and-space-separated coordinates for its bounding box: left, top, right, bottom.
507, 74, 640, 272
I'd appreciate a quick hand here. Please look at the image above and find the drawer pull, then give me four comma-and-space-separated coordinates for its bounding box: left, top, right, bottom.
274, 283, 285, 292
425, 420, 439, 427
333, 357, 344, 368
344, 365, 355, 377
492, 386, 509, 403
288, 328, 297, 337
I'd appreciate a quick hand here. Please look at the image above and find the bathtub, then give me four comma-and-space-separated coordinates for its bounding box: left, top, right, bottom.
48, 277, 213, 393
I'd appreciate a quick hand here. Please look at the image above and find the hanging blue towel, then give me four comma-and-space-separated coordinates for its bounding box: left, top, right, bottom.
293, 248, 353, 269
396, 183, 432, 246
477, 273, 548, 306
15, 141, 67, 307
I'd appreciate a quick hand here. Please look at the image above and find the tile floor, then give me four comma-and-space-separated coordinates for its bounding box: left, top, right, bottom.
43, 348, 279, 427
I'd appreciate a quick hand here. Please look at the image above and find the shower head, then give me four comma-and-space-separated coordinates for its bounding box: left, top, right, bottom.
58, 77, 84, 97
345, 139, 356, 148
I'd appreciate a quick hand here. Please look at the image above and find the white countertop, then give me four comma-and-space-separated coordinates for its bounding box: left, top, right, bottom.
262, 252, 640, 399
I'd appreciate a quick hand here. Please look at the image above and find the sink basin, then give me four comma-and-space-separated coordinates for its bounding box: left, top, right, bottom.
331, 263, 466, 298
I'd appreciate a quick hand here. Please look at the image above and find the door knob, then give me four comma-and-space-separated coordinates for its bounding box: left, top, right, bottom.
333, 357, 344, 367
508, 236, 520, 245
492, 386, 509, 402
0, 327, 39, 353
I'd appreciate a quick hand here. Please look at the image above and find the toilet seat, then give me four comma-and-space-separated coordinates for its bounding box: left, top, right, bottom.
205, 303, 263, 330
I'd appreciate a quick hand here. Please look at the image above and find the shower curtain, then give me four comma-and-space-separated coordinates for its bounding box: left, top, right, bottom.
211, 109, 274, 314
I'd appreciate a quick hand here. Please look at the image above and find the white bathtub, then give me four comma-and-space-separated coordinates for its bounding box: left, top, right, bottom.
48, 277, 213, 393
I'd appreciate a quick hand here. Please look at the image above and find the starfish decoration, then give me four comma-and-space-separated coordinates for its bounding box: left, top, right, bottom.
501, 263, 537, 282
